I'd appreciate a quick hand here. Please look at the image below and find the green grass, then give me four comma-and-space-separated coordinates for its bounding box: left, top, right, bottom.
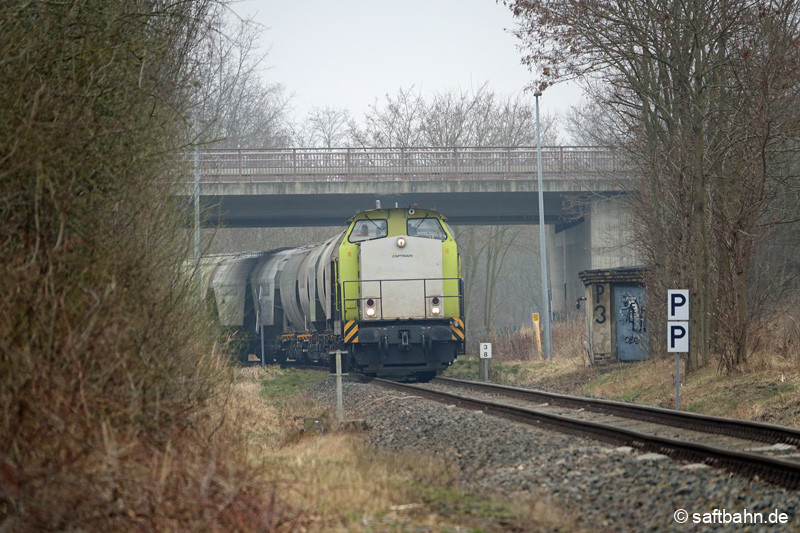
769, 382, 797, 396
415, 482, 516, 521
686, 398, 709, 412
445, 359, 550, 381
260, 367, 329, 399
616, 389, 646, 402
444, 359, 479, 378
580, 367, 635, 395
412, 482, 574, 532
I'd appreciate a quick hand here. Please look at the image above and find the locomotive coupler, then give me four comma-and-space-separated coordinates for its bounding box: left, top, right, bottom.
400, 330, 410, 350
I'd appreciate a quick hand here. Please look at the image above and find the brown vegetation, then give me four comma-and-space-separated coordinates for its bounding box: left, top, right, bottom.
461, 316, 800, 427
480, 316, 588, 362
230, 367, 576, 531
0, 2, 290, 529
506, 0, 800, 373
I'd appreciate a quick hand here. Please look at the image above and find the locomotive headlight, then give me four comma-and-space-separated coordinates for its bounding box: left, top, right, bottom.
366, 307, 376, 317
430, 296, 441, 316
396, 237, 406, 248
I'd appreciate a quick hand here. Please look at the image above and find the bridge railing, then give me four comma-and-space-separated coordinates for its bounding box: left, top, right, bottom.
194, 146, 623, 182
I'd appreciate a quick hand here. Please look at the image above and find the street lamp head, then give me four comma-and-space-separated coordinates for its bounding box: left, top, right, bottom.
534, 90, 542, 97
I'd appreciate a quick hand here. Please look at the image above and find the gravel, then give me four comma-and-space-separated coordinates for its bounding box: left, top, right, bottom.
309, 376, 800, 532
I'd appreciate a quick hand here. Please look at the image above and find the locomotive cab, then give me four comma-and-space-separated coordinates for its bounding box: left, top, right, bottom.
336, 208, 465, 379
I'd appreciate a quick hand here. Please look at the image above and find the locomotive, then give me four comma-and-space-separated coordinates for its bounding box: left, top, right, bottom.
198, 207, 465, 380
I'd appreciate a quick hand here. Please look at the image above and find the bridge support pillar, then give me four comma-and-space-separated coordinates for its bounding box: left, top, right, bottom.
551, 220, 590, 319
551, 196, 640, 318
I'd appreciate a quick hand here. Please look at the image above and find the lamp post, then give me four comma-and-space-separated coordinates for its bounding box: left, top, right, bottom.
194, 117, 200, 269
193, 82, 201, 291
534, 90, 553, 360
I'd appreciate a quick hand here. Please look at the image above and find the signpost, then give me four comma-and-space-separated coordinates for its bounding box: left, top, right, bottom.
479, 342, 492, 382
331, 350, 347, 422
667, 290, 689, 410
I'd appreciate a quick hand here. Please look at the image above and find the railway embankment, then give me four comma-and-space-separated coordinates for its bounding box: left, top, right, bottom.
307, 373, 800, 531
248, 367, 536, 531
248, 341, 800, 530
444, 351, 800, 428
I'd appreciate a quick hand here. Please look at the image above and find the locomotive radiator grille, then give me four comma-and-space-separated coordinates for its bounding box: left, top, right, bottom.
344, 320, 359, 343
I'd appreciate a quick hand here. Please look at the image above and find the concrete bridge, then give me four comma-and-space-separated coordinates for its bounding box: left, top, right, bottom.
181, 146, 640, 314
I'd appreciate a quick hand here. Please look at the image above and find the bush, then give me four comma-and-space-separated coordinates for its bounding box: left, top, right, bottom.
0, 2, 287, 529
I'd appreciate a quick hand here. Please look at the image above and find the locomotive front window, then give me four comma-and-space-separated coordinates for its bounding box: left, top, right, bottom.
407, 218, 447, 240
348, 219, 388, 243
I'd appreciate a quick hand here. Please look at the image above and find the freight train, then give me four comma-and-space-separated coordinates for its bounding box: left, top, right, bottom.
197, 207, 465, 380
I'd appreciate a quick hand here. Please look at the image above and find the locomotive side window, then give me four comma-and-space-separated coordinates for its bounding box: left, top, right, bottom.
348, 219, 388, 243
407, 218, 447, 240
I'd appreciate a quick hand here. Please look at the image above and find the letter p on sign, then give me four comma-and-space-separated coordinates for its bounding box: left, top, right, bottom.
667, 290, 689, 352
668, 290, 689, 320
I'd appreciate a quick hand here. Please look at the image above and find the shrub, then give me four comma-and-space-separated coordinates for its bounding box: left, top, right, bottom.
0, 2, 288, 529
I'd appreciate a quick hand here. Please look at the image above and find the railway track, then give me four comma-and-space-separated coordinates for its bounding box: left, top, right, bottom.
373, 376, 800, 490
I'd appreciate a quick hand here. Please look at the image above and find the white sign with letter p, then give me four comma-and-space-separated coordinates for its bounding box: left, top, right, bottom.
668, 290, 689, 321
668, 322, 689, 352
667, 290, 689, 353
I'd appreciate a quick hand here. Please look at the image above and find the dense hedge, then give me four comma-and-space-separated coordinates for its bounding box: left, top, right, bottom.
0, 2, 284, 529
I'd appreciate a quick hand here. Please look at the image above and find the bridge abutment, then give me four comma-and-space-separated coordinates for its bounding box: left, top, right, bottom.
551, 196, 640, 317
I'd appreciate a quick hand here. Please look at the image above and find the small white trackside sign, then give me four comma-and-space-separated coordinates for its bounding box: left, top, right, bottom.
667, 290, 689, 353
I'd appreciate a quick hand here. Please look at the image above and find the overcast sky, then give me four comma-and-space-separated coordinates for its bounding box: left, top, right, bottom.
233, 0, 583, 121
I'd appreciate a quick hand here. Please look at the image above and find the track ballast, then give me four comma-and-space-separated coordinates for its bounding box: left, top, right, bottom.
374, 376, 800, 490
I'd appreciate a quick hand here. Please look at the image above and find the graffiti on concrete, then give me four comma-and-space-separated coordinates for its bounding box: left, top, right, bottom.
619, 292, 644, 344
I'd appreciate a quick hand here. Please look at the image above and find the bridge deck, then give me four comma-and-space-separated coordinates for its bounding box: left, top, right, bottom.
186, 146, 631, 227
195, 146, 625, 182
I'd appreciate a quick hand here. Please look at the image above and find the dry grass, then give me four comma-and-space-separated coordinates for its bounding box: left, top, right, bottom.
507, 343, 800, 426
228, 368, 441, 530
454, 316, 800, 427
481, 316, 588, 363
745, 308, 800, 373
229, 367, 579, 531
0, 345, 299, 530
454, 319, 596, 389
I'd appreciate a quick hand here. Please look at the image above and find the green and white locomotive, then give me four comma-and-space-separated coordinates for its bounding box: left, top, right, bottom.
198, 207, 465, 380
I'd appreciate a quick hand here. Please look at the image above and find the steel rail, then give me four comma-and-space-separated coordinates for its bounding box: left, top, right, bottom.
434, 377, 800, 447
373, 378, 800, 490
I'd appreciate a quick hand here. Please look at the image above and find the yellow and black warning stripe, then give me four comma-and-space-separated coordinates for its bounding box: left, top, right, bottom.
343, 320, 359, 343
450, 317, 465, 341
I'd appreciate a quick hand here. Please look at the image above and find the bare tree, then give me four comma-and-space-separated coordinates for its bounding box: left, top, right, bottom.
298, 106, 352, 147
350, 87, 427, 147
350, 83, 561, 148
505, 0, 800, 371
421, 87, 484, 146
193, 13, 292, 148
563, 84, 626, 146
